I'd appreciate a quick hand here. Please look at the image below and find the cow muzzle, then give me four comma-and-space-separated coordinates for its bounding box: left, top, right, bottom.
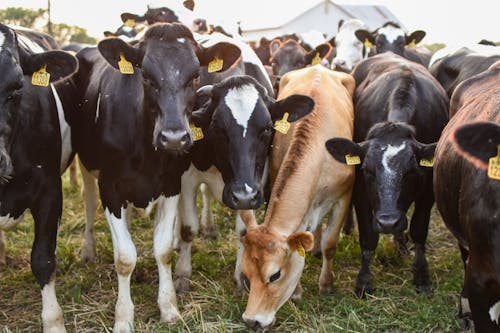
223, 183, 262, 210
242, 312, 275, 330
0, 150, 13, 184
155, 129, 192, 153
374, 212, 407, 234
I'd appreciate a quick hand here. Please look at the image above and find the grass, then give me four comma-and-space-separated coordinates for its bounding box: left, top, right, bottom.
0, 172, 466, 332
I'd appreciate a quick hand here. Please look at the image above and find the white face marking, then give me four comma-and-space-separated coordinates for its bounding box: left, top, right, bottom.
381, 142, 407, 175
224, 84, 259, 138
244, 183, 253, 193
50, 84, 72, 173
378, 25, 405, 43
490, 300, 500, 324
0, 32, 5, 51
177, 37, 185, 43
332, 20, 367, 71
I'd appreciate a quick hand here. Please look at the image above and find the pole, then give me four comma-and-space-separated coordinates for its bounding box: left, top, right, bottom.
47, 0, 52, 35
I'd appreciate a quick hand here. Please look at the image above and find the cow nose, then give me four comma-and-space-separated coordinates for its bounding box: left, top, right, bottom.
375, 212, 401, 233
243, 318, 260, 330
231, 189, 259, 208
157, 129, 191, 151
334, 58, 346, 66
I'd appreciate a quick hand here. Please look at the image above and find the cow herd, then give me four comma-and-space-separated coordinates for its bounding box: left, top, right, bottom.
0, 1, 499, 332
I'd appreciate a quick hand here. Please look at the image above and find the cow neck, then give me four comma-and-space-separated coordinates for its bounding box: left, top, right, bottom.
190, 128, 217, 171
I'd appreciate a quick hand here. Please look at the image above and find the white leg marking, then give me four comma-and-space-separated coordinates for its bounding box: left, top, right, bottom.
490, 300, 500, 324
461, 296, 471, 314
50, 84, 72, 173
154, 195, 181, 323
105, 207, 136, 333
41, 279, 66, 333
79, 160, 99, 262
0, 230, 5, 264
224, 84, 259, 137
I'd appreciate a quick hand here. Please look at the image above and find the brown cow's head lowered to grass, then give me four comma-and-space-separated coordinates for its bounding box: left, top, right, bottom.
240, 226, 313, 329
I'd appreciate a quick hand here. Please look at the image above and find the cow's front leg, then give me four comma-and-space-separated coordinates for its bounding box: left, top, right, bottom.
154, 195, 181, 323
200, 183, 217, 239
105, 207, 136, 333
458, 244, 473, 330
79, 160, 99, 263
0, 230, 6, 265
234, 210, 255, 295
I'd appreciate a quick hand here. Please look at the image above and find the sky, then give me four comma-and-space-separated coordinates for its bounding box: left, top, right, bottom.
1, 0, 499, 46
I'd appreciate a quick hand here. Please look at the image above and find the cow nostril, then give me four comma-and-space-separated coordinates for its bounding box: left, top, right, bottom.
244, 319, 259, 330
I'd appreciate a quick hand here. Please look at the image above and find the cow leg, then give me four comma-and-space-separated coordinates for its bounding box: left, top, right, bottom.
311, 225, 322, 258
79, 160, 99, 262
69, 158, 79, 188
409, 195, 433, 293
31, 182, 65, 333
342, 205, 355, 235
319, 196, 350, 295
154, 195, 181, 323
0, 230, 6, 265
234, 210, 256, 295
105, 207, 136, 333
200, 183, 217, 239
458, 244, 473, 330
174, 181, 198, 294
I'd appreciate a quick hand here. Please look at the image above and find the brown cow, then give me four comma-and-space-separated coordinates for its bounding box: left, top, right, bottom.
240, 65, 356, 329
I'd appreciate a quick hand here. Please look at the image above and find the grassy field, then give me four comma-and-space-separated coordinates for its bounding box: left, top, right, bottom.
1, 172, 466, 333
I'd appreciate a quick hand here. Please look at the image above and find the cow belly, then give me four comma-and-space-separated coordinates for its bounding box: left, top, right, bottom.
182, 164, 224, 202
0, 212, 24, 230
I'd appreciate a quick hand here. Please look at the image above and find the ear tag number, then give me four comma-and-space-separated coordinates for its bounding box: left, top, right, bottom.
31, 64, 50, 87
419, 157, 435, 168
208, 56, 223, 73
190, 123, 204, 141
274, 112, 291, 135
345, 154, 361, 165
118, 53, 134, 74
488, 145, 500, 180
297, 242, 305, 258
124, 19, 136, 27
364, 38, 373, 49
407, 39, 417, 48
311, 52, 321, 65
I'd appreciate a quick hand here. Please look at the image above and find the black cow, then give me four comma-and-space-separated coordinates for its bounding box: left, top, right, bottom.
0, 23, 78, 331
72, 23, 241, 332
434, 61, 500, 332
429, 44, 500, 98
325, 52, 449, 297
355, 22, 431, 67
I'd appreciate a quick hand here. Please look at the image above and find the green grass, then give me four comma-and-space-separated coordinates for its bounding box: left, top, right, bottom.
0, 173, 466, 332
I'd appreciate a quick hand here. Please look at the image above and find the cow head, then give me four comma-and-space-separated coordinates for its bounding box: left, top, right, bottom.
191, 75, 314, 209
270, 39, 332, 92
326, 122, 436, 233
240, 226, 314, 329
355, 22, 425, 56
98, 23, 241, 153
331, 19, 368, 72
0, 24, 77, 182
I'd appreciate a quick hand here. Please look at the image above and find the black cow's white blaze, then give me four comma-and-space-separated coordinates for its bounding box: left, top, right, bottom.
224, 84, 259, 138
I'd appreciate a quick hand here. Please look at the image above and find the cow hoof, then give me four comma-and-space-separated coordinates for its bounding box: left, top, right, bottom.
320, 284, 335, 295
80, 250, 96, 264
201, 225, 218, 240
415, 283, 432, 294
160, 309, 181, 324
174, 277, 190, 294
458, 313, 474, 331
355, 285, 374, 299
113, 321, 133, 333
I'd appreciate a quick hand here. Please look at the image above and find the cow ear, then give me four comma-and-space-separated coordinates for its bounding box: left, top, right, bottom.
98, 37, 143, 70
454, 121, 500, 164
306, 43, 333, 64
406, 30, 426, 46
120, 12, 145, 23
197, 42, 241, 72
287, 231, 314, 253
325, 137, 365, 164
183, 0, 195, 11
191, 85, 215, 127
270, 94, 314, 123
355, 29, 375, 45
415, 142, 437, 162
338, 19, 345, 30
269, 39, 282, 56
103, 31, 116, 37
20, 49, 78, 82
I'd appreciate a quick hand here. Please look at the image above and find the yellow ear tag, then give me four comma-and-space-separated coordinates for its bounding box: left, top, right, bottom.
118, 53, 134, 74
364, 38, 373, 49
345, 154, 361, 165
419, 157, 435, 168
297, 242, 305, 258
274, 112, 291, 135
407, 39, 417, 48
487, 144, 500, 180
208, 56, 224, 73
311, 52, 321, 66
31, 64, 50, 87
190, 123, 204, 141
124, 18, 136, 27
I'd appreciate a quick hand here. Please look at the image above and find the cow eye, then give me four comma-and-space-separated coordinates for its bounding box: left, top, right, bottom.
242, 274, 251, 292
6, 90, 21, 103
269, 270, 281, 283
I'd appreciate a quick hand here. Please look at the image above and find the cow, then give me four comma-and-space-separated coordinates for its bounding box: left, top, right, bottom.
325, 52, 449, 298
173, 75, 314, 294
434, 61, 500, 332
269, 38, 332, 92
72, 23, 241, 332
330, 19, 372, 73
240, 65, 356, 329
0, 23, 78, 332
429, 44, 500, 98
355, 22, 432, 67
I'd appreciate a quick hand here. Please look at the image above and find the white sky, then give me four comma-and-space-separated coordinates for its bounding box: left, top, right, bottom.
1, 0, 499, 46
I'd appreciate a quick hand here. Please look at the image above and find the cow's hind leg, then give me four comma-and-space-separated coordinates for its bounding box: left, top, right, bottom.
79, 160, 99, 262
154, 195, 181, 323
0, 230, 6, 265
458, 244, 473, 330
200, 183, 218, 239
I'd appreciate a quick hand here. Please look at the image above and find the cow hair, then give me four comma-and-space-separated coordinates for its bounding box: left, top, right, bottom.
387, 67, 417, 122
143, 22, 195, 44
381, 21, 402, 30
215, 75, 268, 98
366, 121, 416, 140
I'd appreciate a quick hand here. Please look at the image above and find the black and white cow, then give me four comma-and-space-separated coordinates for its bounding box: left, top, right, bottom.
330, 19, 372, 73
0, 23, 78, 332
325, 52, 449, 297
355, 22, 431, 67
429, 44, 500, 98
434, 61, 500, 332
72, 23, 241, 332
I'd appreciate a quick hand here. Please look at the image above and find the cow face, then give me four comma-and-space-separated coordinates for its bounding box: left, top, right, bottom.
326, 123, 436, 233
241, 227, 314, 329
191, 76, 314, 209
98, 23, 241, 154
331, 19, 367, 72
356, 23, 425, 56
0, 24, 77, 182
270, 39, 331, 92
